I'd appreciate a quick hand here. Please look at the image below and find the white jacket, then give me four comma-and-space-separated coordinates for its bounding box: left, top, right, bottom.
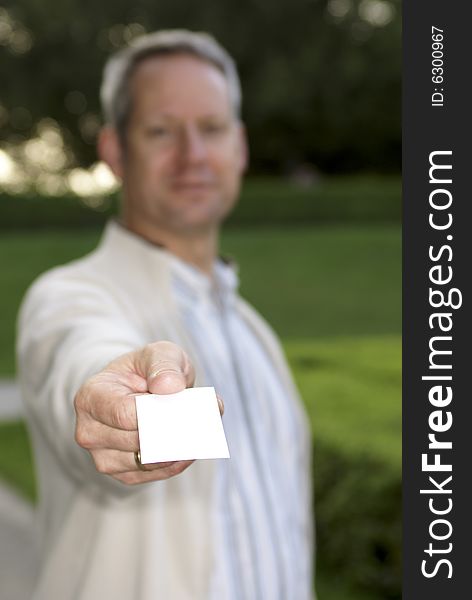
17, 221, 313, 600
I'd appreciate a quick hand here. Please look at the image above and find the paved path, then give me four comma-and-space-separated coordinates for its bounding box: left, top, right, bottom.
0, 379, 37, 598
0, 482, 37, 599
0, 379, 23, 421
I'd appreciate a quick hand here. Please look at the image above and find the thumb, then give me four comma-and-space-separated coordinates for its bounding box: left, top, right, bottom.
138, 341, 195, 395
215, 392, 224, 416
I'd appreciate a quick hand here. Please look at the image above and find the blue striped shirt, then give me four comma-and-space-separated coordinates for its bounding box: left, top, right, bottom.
168, 255, 312, 600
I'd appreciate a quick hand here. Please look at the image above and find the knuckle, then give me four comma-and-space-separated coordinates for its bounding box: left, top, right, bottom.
74, 374, 99, 413
75, 426, 92, 450
73, 387, 86, 413
93, 454, 110, 475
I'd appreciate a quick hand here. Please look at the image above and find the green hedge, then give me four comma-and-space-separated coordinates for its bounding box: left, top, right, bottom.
234, 176, 401, 225
287, 336, 401, 599
0, 175, 400, 230
0, 421, 36, 501
313, 442, 401, 599
0, 192, 115, 230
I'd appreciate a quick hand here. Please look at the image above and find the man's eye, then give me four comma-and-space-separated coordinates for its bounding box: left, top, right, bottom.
148, 127, 171, 137
202, 123, 225, 135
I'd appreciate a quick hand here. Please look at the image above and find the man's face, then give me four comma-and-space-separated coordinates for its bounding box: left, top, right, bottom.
117, 53, 247, 235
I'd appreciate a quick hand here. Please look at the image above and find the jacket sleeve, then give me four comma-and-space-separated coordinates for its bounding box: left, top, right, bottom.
17, 266, 148, 498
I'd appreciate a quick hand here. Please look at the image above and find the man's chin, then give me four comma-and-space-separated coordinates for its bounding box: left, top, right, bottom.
167, 193, 236, 226
171, 213, 226, 234
166, 204, 234, 233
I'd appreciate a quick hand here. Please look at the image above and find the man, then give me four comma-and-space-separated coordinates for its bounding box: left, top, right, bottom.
17, 30, 314, 599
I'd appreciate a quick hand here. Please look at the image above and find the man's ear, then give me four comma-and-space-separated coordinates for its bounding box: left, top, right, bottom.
237, 122, 249, 174
97, 126, 124, 180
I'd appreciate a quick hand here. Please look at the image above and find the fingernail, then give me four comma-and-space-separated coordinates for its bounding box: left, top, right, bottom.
149, 368, 182, 379
216, 393, 224, 415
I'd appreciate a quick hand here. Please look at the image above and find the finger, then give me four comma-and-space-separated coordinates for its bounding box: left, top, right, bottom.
75, 417, 139, 452
75, 381, 138, 431
112, 460, 195, 484
91, 449, 186, 475
137, 341, 195, 394
91, 448, 194, 477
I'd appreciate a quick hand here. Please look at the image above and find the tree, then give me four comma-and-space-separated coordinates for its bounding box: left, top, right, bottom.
0, 0, 400, 174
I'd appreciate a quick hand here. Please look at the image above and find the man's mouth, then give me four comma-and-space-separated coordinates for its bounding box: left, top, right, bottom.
171, 181, 214, 192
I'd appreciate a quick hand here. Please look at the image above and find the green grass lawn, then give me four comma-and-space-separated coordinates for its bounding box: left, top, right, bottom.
287, 336, 400, 467
0, 224, 400, 375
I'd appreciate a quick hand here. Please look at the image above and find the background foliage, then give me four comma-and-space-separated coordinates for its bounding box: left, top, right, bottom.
1, 0, 400, 174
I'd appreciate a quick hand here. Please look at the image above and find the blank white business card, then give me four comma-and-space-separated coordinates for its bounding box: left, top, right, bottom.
135, 386, 230, 464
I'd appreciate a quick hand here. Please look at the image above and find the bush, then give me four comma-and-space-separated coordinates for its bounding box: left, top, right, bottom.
286, 336, 401, 599
0, 421, 36, 501
313, 441, 401, 599
233, 176, 401, 225
0, 175, 400, 230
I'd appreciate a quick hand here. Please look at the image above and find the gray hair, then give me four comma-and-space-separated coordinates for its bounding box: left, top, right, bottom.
100, 29, 242, 140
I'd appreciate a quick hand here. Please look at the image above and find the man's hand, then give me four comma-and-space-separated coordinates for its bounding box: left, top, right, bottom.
74, 341, 211, 485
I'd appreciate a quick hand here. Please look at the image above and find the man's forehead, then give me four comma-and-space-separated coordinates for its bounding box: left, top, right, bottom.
131, 52, 226, 90
128, 53, 232, 116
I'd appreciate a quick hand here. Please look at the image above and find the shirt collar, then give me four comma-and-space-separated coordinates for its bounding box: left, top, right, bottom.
168, 252, 239, 306
102, 220, 239, 303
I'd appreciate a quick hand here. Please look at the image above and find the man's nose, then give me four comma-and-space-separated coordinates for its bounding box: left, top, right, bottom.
179, 126, 207, 164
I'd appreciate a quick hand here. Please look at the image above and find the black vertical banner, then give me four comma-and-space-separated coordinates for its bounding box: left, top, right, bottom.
404, 2, 471, 598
